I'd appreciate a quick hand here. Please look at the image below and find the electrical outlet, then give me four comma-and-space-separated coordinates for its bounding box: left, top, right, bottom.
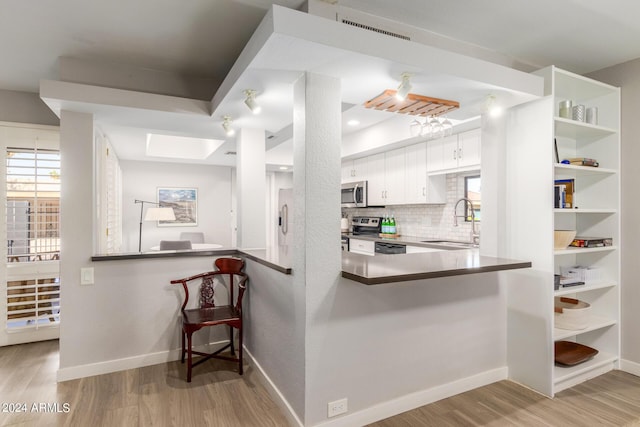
327, 398, 348, 418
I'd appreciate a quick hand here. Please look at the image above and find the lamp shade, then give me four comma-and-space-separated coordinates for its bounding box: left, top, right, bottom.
144, 207, 176, 221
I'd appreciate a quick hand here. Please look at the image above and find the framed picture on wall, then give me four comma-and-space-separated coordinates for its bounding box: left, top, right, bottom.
157, 187, 197, 226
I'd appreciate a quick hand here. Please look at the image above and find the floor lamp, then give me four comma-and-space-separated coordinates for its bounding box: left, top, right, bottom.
135, 199, 176, 252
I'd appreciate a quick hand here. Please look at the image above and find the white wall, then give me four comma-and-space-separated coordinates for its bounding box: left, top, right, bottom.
588, 59, 640, 369
120, 160, 233, 252
0, 89, 59, 126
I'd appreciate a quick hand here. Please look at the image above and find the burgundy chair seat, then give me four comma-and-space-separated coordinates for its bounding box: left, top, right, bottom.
183, 306, 241, 326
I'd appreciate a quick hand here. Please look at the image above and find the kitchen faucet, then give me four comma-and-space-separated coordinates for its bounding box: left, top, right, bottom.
453, 197, 480, 247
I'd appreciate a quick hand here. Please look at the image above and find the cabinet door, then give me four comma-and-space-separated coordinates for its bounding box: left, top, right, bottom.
405, 143, 427, 203
367, 153, 386, 205
426, 139, 444, 173
341, 161, 354, 183
349, 238, 375, 256
384, 147, 405, 205
353, 157, 368, 180
441, 135, 459, 170
457, 128, 481, 168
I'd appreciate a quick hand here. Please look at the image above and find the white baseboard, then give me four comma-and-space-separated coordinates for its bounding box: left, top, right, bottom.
56, 340, 229, 382
243, 347, 304, 427
620, 359, 640, 377
311, 367, 508, 427
245, 347, 507, 427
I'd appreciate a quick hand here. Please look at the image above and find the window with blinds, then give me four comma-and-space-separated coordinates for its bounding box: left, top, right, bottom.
5, 147, 61, 330
6, 148, 61, 262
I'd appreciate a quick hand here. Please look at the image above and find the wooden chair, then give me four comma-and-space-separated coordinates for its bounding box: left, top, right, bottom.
170, 257, 248, 382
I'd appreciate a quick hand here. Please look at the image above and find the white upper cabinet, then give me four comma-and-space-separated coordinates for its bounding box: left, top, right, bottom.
426, 129, 481, 174
341, 157, 368, 183
367, 148, 405, 206
405, 142, 446, 204
457, 128, 482, 169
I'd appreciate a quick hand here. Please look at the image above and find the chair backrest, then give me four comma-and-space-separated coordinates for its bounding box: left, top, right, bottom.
179, 232, 205, 244
170, 257, 248, 312
160, 240, 192, 250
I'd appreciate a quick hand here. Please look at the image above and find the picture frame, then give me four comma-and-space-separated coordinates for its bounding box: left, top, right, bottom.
157, 187, 197, 227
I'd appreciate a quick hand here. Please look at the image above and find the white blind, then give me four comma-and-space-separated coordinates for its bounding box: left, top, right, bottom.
6, 148, 60, 262
5, 146, 61, 331
97, 136, 122, 254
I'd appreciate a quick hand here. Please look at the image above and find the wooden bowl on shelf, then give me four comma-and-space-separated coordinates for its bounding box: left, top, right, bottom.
554, 230, 576, 250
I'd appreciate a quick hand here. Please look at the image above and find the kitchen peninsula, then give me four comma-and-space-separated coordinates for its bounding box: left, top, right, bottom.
93, 245, 531, 285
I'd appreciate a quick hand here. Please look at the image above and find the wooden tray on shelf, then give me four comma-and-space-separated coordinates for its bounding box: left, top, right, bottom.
554, 341, 598, 366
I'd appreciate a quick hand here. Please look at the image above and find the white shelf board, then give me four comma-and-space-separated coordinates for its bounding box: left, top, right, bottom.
555, 246, 617, 256
554, 208, 617, 214
554, 117, 617, 139
554, 351, 617, 388
554, 164, 616, 177
555, 280, 617, 296
554, 315, 617, 340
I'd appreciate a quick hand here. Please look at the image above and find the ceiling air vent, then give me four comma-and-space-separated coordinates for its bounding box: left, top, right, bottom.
341, 19, 411, 41
225, 151, 237, 155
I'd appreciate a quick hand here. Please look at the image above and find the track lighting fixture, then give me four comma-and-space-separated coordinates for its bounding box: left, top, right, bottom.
484, 95, 503, 117
222, 116, 235, 136
395, 72, 412, 101
243, 89, 261, 114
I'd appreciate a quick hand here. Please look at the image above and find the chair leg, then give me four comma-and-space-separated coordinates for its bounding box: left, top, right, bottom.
181, 330, 186, 363
229, 325, 235, 356
187, 332, 193, 382
238, 325, 243, 375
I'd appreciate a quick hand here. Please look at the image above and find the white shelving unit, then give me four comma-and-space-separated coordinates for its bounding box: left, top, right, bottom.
505, 66, 620, 397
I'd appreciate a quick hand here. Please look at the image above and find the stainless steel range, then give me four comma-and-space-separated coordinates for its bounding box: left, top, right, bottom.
351, 216, 382, 236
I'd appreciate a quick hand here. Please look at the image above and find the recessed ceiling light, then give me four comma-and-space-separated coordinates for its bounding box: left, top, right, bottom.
347, 119, 360, 126
279, 166, 289, 170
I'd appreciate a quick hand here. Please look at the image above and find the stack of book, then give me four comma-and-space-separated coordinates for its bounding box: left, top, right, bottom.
570, 237, 613, 248
554, 178, 575, 208
566, 157, 599, 167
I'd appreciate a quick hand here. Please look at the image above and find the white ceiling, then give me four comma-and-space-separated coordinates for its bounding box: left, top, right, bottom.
5, 0, 640, 166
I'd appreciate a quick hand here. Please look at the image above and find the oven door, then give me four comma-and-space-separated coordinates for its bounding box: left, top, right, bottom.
341, 181, 367, 208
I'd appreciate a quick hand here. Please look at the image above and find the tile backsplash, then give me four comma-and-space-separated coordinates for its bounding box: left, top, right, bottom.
343, 173, 481, 242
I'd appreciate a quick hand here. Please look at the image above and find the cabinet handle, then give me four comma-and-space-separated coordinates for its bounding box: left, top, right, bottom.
458, 148, 463, 159
453, 149, 457, 160
385, 190, 388, 198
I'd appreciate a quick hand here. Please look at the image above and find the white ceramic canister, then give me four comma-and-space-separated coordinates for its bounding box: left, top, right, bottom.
559, 100, 573, 118
586, 107, 598, 125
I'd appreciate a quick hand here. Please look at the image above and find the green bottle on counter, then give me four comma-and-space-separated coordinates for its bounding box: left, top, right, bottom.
390, 215, 396, 235
382, 215, 389, 234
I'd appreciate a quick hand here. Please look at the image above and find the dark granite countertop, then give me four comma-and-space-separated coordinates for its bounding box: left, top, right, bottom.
341, 250, 531, 285
92, 243, 530, 284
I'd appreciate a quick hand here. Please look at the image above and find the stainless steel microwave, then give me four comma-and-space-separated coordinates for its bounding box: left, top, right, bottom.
341, 181, 367, 208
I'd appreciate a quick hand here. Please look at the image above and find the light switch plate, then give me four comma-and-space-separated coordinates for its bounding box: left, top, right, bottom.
80, 267, 94, 285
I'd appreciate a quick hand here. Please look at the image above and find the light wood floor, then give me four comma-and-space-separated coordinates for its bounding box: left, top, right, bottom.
3, 340, 640, 426
0, 340, 289, 427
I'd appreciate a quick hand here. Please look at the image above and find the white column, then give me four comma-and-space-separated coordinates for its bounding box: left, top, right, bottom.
58, 110, 95, 368
291, 72, 341, 425
236, 127, 266, 248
